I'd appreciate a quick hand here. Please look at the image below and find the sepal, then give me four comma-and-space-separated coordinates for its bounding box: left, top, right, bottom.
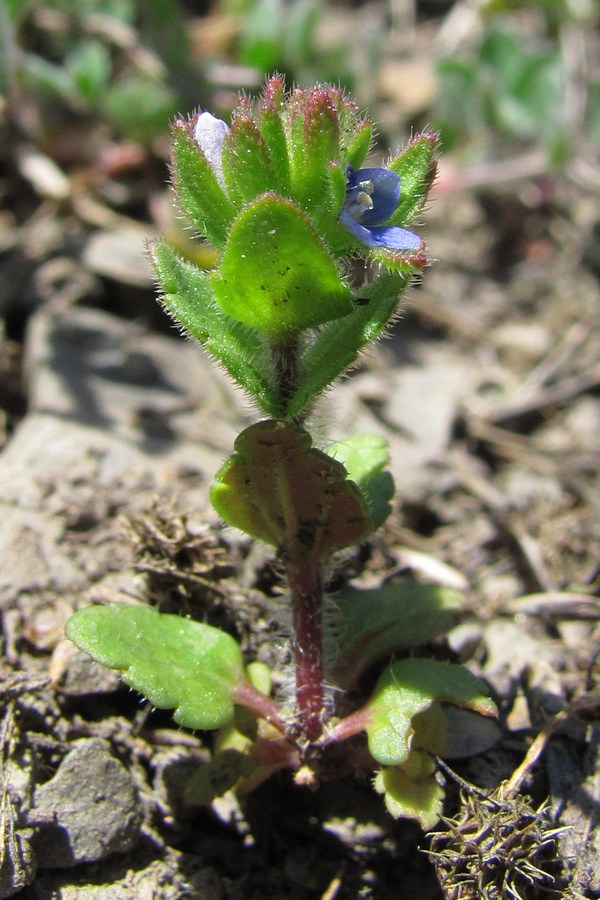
345, 119, 373, 170
221, 115, 285, 205
170, 118, 235, 247
369, 245, 428, 273
292, 88, 340, 211
387, 131, 439, 225
257, 76, 291, 188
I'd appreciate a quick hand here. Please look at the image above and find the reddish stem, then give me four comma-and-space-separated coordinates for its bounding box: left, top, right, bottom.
272, 333, 324, 738
231, 681, 288, 735
286, 560, 324, 741
317, 706, 371, 749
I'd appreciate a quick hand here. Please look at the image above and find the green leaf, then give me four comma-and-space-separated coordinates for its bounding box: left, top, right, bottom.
66, 40, 112, 105
239, 0, 283, 71
4, 0, 30, 21
19, 53, 74, 102
480, 28, 524, 89
287, 271, 409, 416
387, 132, 438, 225
222, 116, 284, 205
66, 604, 245, 731
329, 433, 393, 530
330, 584, 462, 687
374, 752, 444, 829
150, 240, 281, 415
103, 76, 179, 144
283, 0, 319, 67
170, 120, 235, 247
211, 420, 371, 561
364, 658, 497, 767
211, 193, 353, 337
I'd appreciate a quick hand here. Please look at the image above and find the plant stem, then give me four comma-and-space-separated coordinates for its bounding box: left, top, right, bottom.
272, 335, 299, 412
231, 682, 288, 735
273, 333, 324, 738
285, 559, 324, 741
316, 706, 370, 748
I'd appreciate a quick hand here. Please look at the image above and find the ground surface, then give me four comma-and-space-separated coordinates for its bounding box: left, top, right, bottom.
1, 2, 599, 898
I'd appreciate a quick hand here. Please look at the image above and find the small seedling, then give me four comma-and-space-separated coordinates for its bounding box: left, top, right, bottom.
67, 78, 497, 828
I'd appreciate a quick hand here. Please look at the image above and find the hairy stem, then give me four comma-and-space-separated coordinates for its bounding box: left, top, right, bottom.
273, 332, 324, 737
231, 681, 288, 735
272, 335, 300, 413
285, 560, 324, 741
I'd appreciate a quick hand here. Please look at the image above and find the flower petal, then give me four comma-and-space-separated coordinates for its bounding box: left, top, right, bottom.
354, 167, 401, 225
193, 112, 230, 187
340, 211, 421, 250
345, 166, 401, 226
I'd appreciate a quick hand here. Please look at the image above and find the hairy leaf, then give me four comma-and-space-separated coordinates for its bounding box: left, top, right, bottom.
211, 194, 353, 337
66, 604, 245, 730
331, 584, 462, 687
211, 420, 371, 561
365, 658, 497, 767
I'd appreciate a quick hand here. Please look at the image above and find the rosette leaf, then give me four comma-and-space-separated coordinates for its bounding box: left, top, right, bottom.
364, 658, 498, 768
66, 604, 247, 730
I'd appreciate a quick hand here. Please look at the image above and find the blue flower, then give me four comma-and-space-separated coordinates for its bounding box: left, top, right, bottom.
340, 166, 421, 251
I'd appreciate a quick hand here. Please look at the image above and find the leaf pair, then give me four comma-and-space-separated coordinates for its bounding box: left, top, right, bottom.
211, 421, 393, 563
151, 238, 411, 418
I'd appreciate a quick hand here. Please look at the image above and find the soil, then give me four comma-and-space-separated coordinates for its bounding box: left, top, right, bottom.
1, 4, 599, 899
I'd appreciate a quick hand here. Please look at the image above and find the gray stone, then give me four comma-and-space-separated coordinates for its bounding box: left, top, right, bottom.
29, 738, 142, 868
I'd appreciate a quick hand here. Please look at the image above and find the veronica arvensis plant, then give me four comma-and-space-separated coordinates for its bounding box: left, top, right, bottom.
67, 78, 497, 828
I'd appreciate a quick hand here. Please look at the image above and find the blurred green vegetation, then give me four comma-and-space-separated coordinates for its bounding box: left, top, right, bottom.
1, 0, 597, 164
433, 0, 599, 164
226, 0, 359, 88
435, 27, 570, 163
1, 0, 189, 142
